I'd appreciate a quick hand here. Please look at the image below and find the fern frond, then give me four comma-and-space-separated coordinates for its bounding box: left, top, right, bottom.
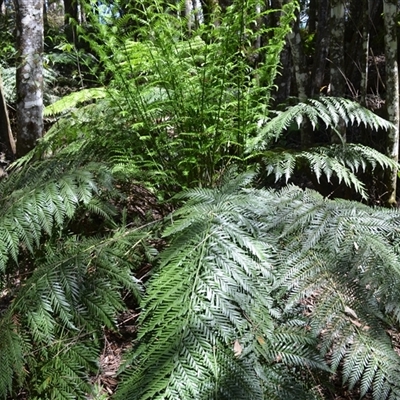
260, 185, 400, 398
0, 161, 112, 272
0, 225, 149, 399
117, 172, 325, 400
247, 96, 394, 151
44, 87, 108, 116
0, 316, 26, 396
261, 144, 398, 198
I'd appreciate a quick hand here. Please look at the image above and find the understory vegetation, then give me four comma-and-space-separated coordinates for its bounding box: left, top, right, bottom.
2, 0, 400, 399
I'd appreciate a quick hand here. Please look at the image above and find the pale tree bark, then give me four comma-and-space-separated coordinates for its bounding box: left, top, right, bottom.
15, 0, 44, 157
383, 0, 399, 206
287, 9, 309, 101
185, 0, 204, 32
329, 0, 345, 143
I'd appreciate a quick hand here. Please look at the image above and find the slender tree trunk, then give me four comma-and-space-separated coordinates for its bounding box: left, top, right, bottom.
287, 8, 309, 101
15, 0, 44, 157
383, 0, 399, 206
0, 72, 15, 159
329, 0, 345, 143
310, 0, 329, 96
273, 42, 292, 105
286, 5, 313, 147
360, 0, 370, 106
308, 0, 317, 34
64, 0, 77, 22
64, 0, 78, 44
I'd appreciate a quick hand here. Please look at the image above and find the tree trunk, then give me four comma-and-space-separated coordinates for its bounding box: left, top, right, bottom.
383, 0, 399, 206
308, 0, 317, 34
329, 0, 345, 143
310, 0, 329, 96
273, 42, 292, 105
287, 9, 309, 101
64, 0, 78, 44
360, 0, 370, 106
0, 71, 15, 159
286, 5, 313, 147
64, 0, 77, 22
15, 0, 44, 157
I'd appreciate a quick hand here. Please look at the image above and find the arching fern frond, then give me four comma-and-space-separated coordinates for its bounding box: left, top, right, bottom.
253, 185, 400, 399
0, 161, 113, 272
44, 87, 108, 117
117, 172, 326, 400
247, 96, 394, 151
0, 225, 150, 399
261, 144, 397, 199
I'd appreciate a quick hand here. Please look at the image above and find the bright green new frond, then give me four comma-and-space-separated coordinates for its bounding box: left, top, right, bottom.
44, 87, 108, 116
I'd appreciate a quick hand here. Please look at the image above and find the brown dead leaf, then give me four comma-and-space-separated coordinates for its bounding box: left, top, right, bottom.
233, 339, 242, 357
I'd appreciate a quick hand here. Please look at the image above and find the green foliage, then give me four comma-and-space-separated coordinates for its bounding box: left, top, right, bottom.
42, 17, 394, 197
0, 158, 151, 399
41, 0, 298, 190
116, 174, 400, 399
44, 87, 108, 116
2, 0, 400, 398
260, 143, 397, 199
116, 171, 326, 400
265, 185, 400, 399
247, 96, 394, 151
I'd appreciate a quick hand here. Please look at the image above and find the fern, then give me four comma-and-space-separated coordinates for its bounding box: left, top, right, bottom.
0, 153, 155, 398
115, 178, 400, 399
0, 160, 113, 272
28, 0, 298, 192
116, 172, 326, 400
44, 87, 108, 116
255, 185, 400, 399
247, 96, 394, 151
0, 224, 150, 398
260, 144, 398, 199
